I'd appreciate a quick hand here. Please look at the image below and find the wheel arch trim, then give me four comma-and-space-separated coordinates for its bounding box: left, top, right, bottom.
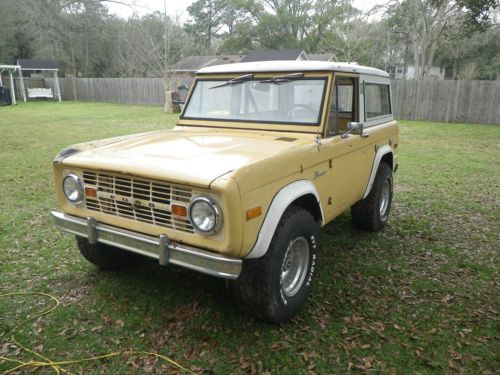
363, 144, 393, 199
244, 180, 324, 259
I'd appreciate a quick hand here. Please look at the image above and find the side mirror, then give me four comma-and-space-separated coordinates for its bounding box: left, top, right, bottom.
347, 121, 364, 134
342, 122, 368, 139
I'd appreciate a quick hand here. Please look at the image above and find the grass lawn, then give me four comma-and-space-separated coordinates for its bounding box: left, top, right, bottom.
0, 101, 498, 374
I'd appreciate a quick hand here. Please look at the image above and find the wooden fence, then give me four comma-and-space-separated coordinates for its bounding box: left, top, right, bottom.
45, 77, 500, 124
391, 80, 500, 124
46, 78, 167, 105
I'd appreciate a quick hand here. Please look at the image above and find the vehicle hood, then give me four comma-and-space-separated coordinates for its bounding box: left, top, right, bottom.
62, 127, 309, 187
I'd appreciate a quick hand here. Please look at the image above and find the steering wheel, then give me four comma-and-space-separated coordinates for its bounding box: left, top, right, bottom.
285, 103, 316, 118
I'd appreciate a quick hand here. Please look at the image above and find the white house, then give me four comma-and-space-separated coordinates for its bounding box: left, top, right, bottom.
389, 64, 445, 80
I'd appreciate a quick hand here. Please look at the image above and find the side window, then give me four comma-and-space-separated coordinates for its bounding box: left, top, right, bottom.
364, 83, 391, 119
325, 77, 357, 137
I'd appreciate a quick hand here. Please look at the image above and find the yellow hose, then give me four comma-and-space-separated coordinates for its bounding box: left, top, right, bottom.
0, 292, 197, 374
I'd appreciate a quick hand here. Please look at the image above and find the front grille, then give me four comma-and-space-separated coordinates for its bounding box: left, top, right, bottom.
82, 170, 194, 233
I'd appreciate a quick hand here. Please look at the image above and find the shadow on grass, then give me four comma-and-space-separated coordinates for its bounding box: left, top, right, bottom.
62, 210, 382, 328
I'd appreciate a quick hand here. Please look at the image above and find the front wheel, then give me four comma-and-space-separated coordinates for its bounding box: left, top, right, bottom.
351, 162, 393, 231
232, 207, 320, 323
76, 236, 142, 270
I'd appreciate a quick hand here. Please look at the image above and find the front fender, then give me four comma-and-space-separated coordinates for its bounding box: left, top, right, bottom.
244, 180, 324, 259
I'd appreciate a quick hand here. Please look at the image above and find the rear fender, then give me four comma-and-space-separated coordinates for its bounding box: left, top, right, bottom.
363, 144, 393, 199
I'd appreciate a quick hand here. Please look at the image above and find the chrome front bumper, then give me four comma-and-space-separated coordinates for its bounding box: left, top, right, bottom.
51, 211, 242, 279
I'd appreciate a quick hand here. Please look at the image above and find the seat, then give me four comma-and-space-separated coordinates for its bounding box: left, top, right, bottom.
27, 88, 53, 99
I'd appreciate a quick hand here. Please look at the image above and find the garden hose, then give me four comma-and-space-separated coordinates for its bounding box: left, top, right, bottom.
0, 292, 197, 374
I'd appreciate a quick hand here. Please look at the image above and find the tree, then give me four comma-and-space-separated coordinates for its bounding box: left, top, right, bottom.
219, 21, 258, 53
453, 0, 499, 33
185, 0, 229, 51
2, 0, 496, 81
247, 0, 315, 49
23, 0, 124, 76
110, 9, 193, 109
315, 6, 370, 63
0, 0, 34, 64
302, 0, 352, 52
385, 0, 499, 80
385, 1, 460, 80
440, 24, 500, 79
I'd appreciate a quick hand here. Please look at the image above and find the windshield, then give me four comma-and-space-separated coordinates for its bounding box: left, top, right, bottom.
182, 77, 327, 126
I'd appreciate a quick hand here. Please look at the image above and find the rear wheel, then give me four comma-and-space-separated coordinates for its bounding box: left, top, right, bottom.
76, 236, 141, 270
232, 207, 319, 323
351, 162, 393, 231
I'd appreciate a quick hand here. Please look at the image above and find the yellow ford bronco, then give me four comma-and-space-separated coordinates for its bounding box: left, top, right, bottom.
52, 61, 399, 323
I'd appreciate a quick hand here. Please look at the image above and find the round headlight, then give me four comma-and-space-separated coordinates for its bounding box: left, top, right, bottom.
188, 196, 221, 234
62, 174, 83, 204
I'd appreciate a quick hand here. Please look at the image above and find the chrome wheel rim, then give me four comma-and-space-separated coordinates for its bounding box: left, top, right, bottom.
280, 237, 310, 298
379, 179, 390, 220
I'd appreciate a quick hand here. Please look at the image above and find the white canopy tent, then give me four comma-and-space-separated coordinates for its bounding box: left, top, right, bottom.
0, 64, 26, 104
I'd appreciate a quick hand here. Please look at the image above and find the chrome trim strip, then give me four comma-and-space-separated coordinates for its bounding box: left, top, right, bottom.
51, 211, 241, 279
53, 147, 81, 164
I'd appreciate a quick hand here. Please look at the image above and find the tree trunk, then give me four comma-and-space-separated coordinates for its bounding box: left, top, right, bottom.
451, 46, 460, 80
424, 41, 438, 79
411, 37, 420, 80
70, 47, 77, 76
85, 38, 89, 76
164, 90, 176, 113
207, 1, 212, 50
403, 39, 409, 78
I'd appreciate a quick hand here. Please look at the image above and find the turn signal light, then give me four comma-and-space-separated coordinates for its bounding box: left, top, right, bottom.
246, 206, 262, 221
84, 187, 97, 197
171, 204, 187, 217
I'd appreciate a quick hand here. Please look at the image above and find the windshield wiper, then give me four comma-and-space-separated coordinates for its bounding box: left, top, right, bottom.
259, 72, 304, 84
209, 74, 254, 89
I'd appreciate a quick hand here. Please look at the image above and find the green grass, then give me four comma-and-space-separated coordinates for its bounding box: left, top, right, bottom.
0, 101, 499, 374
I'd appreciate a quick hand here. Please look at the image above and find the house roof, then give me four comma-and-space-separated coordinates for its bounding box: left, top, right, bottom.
17, 59, 58, 71
308, 53, 334, 62
175, 55, 243, 72
197, 60, 390, 77
241, 49, 306, 62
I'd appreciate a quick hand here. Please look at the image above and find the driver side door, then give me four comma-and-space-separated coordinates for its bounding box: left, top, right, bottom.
319, 74, 374, 220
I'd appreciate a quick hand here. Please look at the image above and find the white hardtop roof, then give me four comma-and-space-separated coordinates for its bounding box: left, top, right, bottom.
197, 60, 389, 77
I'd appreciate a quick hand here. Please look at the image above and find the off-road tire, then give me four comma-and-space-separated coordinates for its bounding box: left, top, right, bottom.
351, 162, 393, 231
232, 207, 320, 323
76, 236, 141, 270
